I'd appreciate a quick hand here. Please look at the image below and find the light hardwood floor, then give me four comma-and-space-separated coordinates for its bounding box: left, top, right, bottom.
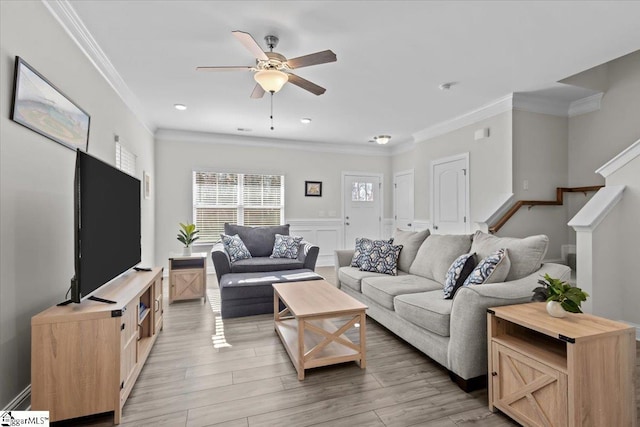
54, 266, 639, 426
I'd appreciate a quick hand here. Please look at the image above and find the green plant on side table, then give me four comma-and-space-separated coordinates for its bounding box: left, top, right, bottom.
532, 273, 589, 318
177, 223, 199, 256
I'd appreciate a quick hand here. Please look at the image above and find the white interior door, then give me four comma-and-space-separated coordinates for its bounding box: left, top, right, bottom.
394, 170, 414, 230
431, 154, 469, 234
343, 173, 382, 248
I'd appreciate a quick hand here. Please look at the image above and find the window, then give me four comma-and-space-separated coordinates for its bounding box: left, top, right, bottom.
115, 142, 137, 176
193, 172, 284, 243
351, 181, 374, 201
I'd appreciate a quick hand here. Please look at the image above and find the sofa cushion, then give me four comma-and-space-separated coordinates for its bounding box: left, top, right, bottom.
338, 266, 390, 292
350, 237, 392, 267
221, 234, 252, 262
443, 253, 476, 299
230, 257, 303, 273
359, 240, 403, 276
394, 290, 453, 337
219, 269, 322, 300
361, 275, 441, 310
271, 234, 303, 259
392, 228, 431, 273
470, 231, 548, 281
224, 223, 290, 257
463, 248, 511, 286
409, 234, 472, 285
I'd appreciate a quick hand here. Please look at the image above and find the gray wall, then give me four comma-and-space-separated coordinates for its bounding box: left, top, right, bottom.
391, 111, 513, 226
0, 1, 154, 407
154, 132, 392, 269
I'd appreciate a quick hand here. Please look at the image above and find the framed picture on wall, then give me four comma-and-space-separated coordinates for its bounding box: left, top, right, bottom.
10, 56, 90, 152
305, 181, 322, 197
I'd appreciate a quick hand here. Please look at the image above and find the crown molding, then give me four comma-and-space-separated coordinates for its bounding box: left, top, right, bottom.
155, 129, 391, 157
42, 0, 154, 135
512, 93, 569, 117
568, 92, 603, 117
412, 94, 514, 143
596, 137, 640, 178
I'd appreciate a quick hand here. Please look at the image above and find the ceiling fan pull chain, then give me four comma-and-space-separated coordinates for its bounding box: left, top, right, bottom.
270, 92, 275, 130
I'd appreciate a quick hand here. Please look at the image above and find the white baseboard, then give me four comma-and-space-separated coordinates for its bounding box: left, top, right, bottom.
2, 385, 31, 411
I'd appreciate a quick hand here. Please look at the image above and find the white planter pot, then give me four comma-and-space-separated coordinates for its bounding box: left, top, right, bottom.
183, 246, 192, 256
546, 301, 567, 318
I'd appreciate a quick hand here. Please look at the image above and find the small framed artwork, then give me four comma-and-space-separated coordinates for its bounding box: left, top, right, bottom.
305, 181, 322, 197
10, 56, 90, 152
143, 171, 151, 199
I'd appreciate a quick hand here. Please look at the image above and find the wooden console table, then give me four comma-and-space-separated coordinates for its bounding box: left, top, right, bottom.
487, 302, 636, 427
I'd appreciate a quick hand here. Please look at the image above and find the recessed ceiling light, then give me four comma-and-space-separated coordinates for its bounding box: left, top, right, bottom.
300, 118, 312, 124
174, 104, 187, 111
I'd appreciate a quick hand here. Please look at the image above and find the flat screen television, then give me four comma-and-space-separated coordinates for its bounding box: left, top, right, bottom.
67, 150, 141, 304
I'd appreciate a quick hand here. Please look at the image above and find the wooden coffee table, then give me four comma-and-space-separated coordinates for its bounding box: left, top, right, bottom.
273, 280, 368, 380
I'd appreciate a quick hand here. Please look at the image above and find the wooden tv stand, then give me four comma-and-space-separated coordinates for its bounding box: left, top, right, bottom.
31, 267, 164, 424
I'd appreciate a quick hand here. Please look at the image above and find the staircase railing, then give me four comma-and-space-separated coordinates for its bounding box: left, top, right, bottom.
489, 186, 604, 233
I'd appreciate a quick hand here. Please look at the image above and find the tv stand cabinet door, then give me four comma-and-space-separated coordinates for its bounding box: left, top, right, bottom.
120, 299, 139, 396
31, 317, 119, 422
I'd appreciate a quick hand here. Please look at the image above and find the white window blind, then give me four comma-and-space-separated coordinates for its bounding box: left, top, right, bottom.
115, 142, 137, 176
193, 172, 284, 243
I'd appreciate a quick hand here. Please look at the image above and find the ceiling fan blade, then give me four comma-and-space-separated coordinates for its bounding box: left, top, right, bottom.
286, 50, 337, 69
287, 73, 326, 96
196, 66, 253, 72
250, 84, 265, 99
232, 30, 269, 61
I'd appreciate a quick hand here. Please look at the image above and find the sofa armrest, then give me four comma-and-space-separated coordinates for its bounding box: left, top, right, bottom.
447, 263, 571, 380
298, 242, 320, 271
335, 249, 355, 268
211, 242, 231, 283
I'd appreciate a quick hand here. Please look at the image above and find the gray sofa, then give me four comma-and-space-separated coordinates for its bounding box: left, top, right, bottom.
335, 230, 571, 391
212, 223, 321, 318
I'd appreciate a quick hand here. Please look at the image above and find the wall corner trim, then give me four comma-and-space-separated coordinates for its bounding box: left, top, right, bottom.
596, 138, 640, 178
567, 185, 625, 232
568, 92, 603, 117
41, 0, 154, 135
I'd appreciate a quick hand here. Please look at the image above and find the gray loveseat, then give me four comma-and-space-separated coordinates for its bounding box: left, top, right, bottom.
335, 230, 571, 391
212, 223, 321, 318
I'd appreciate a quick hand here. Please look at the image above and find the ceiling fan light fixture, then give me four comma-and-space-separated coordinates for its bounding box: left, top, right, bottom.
374, 135, 391, 145
254, 69, 288, 93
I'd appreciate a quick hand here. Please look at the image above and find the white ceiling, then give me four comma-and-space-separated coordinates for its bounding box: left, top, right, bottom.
66, 1, 640, 147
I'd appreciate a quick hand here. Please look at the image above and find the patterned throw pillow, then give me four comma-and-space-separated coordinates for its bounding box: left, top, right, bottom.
359, 241, 403, 275
220, 234, 252, 263
271, 234, 303, 259
443, 253, 476, 299
462, 248, 510, 286
351, 237, 393, 267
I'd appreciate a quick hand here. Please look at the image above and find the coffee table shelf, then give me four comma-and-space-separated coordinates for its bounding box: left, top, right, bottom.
273, 280, 367, 380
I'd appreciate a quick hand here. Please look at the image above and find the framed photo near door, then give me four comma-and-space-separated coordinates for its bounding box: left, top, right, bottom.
305, 181, 322, 197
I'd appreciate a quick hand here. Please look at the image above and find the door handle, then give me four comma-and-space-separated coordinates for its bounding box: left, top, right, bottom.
433, 225, 439, 230
345, 216, 349, 220
345, 222, 350, 226
407, 223, 412, 227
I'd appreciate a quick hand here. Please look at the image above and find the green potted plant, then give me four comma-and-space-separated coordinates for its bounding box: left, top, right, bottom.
532, 273, 589, 318
177, 223, 199, 256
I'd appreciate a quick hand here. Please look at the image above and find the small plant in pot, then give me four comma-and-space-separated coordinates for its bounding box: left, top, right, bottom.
532, 273, 589, 318
177, 223, 199, 256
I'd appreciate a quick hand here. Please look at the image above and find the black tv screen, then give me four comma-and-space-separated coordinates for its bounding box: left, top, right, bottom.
72, 150, 141, 303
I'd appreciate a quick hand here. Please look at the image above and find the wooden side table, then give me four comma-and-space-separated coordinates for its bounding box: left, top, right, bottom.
487, 302, 636, 427
168, 252, 207, 304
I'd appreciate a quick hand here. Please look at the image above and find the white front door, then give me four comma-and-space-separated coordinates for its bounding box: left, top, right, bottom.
343, 173, 382, 248
394, 170, 414, 230
431, 154, 469, 234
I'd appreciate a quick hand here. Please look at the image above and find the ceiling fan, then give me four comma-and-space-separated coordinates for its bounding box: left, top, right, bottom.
197, 31, 337, 98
